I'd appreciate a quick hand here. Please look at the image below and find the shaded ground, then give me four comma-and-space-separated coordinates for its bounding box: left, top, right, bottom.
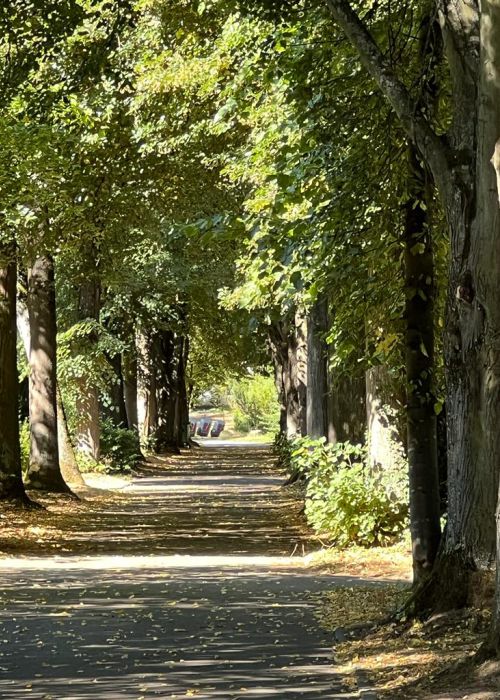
0, 444, 378, 699
0, 445, 310, 557
4, 445, 494, 698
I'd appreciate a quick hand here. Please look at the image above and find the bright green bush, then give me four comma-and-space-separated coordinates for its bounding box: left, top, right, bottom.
77, 420, 142, 474
100, 419, 142, 473
228, 374, 280, 433
288, 436, 408, 547
20, 420, 30, 476
233, 408, 252, 433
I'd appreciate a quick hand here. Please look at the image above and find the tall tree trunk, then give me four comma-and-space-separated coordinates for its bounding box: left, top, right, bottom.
329, 372, 366, 444
326, 0, 500, 611
306, 297, 329, 439
366, 365, 405, 475
285, 334, 301, 436
295, 309, 308, 436
0, 247, 28, 501
56, 385, 85, 486
176, 336, 189, 447
156, 329, 179, 451
481, 2, 500, 650
25, 255, 68, 492
269, 315, 307, 437
17, 292, 83, 485
75, 278, 101, 461
123, 348, 138, 430
105, 353, 128, 428
434, 2, 500, 608
136, 327, 158, 441
404, 148, 441, 584
268, 321, 289, 435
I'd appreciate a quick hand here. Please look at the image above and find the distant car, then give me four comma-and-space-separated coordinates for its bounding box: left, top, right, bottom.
196, 418, 212, 437
210, 420, 225, 438
189, 419, 198, 437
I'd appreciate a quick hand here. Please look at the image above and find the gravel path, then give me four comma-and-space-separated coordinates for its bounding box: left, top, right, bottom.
0, 444, 370, 699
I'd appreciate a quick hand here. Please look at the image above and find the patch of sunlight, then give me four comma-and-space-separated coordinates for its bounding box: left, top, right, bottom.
0, 554, 308, 571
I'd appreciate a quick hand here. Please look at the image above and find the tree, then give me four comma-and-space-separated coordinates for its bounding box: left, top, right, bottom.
25, 253, 69, 491
0, 244, 28, 502
404, 148, 441, 584
324, 0, 500, 608
306, 297, 329, 440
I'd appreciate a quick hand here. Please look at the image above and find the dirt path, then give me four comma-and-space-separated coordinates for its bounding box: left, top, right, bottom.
0, 444, 376, 699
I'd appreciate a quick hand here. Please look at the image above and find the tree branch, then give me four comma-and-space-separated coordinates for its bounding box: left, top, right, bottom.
324, 0, 452, 193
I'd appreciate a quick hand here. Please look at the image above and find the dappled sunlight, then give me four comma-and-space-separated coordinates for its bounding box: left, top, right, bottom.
0, 564, 356, 698
1, 445, 313, 557
0, 445, 362, 698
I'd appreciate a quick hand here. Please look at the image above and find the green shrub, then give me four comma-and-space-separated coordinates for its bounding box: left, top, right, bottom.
19, 420, 30, 476
228, 374, 280, 433
233, 408, 252, 433
100, 419, 142, 473
139, 432, 158, 454
77, 420, 142, 474
75, 452, 109, 475
288, 436, 408, 547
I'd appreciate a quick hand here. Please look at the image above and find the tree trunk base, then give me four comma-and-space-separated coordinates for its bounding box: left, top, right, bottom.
24, 471, 73, 495
3, 494, 44, 510
156, 444, 181, 456
408, 550, 492, 617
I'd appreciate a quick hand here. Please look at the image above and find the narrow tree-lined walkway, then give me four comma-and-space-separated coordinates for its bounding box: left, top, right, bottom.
0, 445, 371, 698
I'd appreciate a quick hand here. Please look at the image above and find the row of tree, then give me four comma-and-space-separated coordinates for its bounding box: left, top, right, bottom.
2, 0, 500, 651
0, 1, 266, 500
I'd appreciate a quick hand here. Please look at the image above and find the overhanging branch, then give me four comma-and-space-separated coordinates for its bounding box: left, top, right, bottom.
325, 0, 452, 192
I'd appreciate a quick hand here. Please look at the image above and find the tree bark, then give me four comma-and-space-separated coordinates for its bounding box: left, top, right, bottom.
56, 384, 85, 486
269, 315, 308, 437
480, 1, 500, 651
24, 255, 68, 492
156, 329, 187, 451
329, 372, 366, 444
17, 291, 83, 486
268, 320, 289, 435
136, 327, 158, 441
176, 336, 190, 447
325, 0, 500, 612
404, 148, 441, 584
306, 297, 329, 439
366, 365, 405, 474
295, 309, 308, 436
0, 247, 29, 501
75, 278, 101, 461
105, 352, 128, 428
123, 349, 138, 430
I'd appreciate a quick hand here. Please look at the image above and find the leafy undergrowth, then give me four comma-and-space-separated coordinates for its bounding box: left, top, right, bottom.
315, 582, 500, 699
